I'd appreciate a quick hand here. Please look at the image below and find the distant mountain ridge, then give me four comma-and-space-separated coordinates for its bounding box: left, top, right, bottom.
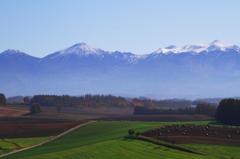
1, 40, 240, 98
153, 40, 240, 54
1, 40, 239, 61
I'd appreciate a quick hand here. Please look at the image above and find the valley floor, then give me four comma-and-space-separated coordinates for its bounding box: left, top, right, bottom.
2, 121, 240, 159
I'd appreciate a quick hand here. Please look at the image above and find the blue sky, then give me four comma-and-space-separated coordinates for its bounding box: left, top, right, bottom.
1, 0, 240, 57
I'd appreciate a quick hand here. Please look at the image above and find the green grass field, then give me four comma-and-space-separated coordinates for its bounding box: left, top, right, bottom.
2, 121, 240, 159
0, 137, 47, 155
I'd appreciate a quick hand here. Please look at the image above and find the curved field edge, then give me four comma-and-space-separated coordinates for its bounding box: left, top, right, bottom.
3, 121, 240, 159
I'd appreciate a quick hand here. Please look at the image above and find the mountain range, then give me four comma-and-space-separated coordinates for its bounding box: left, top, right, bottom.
1, 40, 240, 98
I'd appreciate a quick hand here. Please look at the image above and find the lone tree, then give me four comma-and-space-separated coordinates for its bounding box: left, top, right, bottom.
23, 96, 30, 104
30, 103, 41, 114
0, 93, 6, 106
216, 98, 240, 125
128, 129, 135, 136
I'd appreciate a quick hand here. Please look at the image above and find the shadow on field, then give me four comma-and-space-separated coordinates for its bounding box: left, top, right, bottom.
123, 135, 204, 155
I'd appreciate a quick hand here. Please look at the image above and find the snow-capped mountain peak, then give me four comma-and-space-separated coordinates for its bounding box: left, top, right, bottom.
207, 40, 230, 51
153, 40, 239, 54
209, 40, 226, 47
154, 44, 207, 54
1, 49, 24, 55
58, 43, 104, 56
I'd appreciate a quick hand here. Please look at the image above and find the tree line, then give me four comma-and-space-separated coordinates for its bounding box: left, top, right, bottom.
29, 95, 193, 109
28, 95, 192, 114
131, 98, 191, 109
216, 98, 240, 125
30, 95, 131, 108
134, 102, 217, 117
0, 93, 6, 105
2, 92, 240, 125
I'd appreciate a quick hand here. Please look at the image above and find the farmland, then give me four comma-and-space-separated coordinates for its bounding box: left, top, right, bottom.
102, 114, 211, 121
0, 117, 82, 138
2, 121, 240, 159
0, 103, 236, 159
0, 106, 29, 117
0, 137, 47, 155
0, 116, 82, 156
142, 124, 240, 145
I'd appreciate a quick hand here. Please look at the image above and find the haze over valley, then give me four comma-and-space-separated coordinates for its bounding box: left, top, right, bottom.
1, 40, 240, 98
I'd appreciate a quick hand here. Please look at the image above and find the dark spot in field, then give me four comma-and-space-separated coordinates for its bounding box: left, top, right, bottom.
163, 148, 169, 151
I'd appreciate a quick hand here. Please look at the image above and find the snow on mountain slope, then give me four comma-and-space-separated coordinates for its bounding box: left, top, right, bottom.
2, 40, 240, 98
0, 49, 36, 57
59, 43, 105, 55
43, 43, 107, 59
42, 43, 139, 65
153, 40, 240, 54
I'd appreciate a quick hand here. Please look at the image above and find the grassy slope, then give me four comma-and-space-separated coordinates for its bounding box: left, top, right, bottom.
183, 144, 240, 159
0, 137, 47, 155
3, 121, 240, 159
6, 137, 48, 147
